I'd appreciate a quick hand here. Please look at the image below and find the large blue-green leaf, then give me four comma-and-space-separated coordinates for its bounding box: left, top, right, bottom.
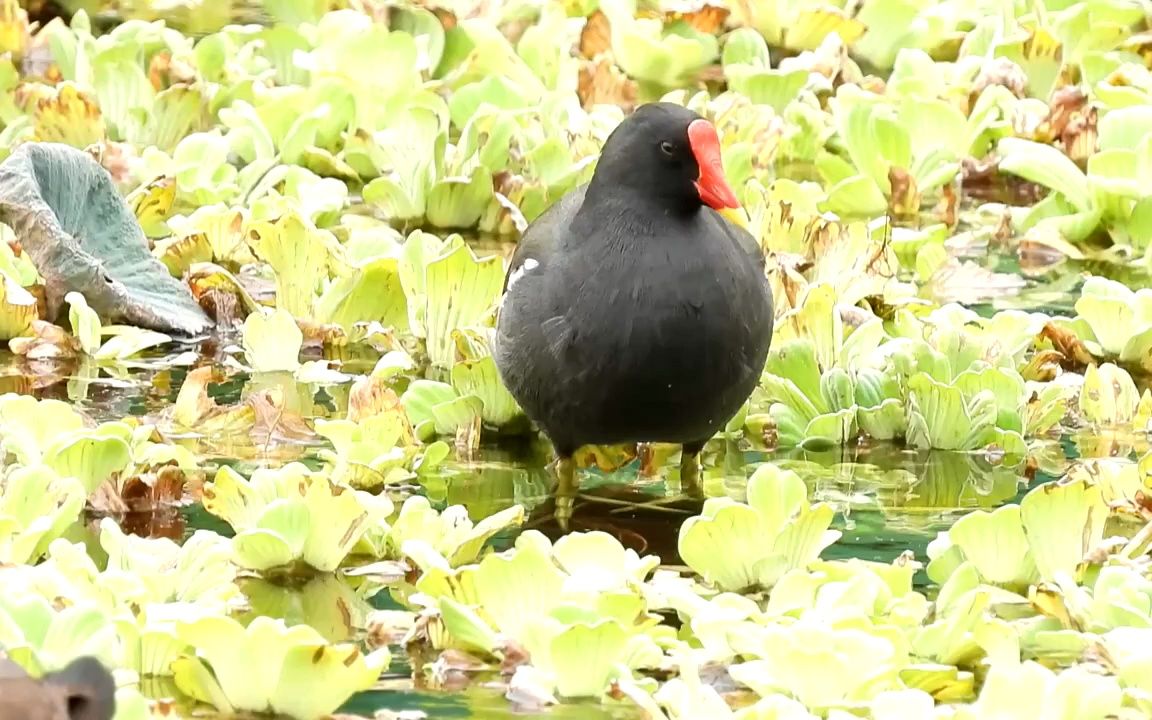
0, 143, 213, 336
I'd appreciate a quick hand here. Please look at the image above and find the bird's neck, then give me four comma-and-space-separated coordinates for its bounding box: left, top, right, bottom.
578, 180, 701, 228
570, 187, 704, 254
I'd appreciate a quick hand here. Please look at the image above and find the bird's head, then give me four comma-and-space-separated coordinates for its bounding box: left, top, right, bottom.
592, 102, 742, 215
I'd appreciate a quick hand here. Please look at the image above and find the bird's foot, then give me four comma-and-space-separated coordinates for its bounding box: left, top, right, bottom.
553, 456, 577, 531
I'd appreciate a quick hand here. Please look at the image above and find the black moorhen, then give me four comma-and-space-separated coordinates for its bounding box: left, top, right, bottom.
494, 102, 774, 506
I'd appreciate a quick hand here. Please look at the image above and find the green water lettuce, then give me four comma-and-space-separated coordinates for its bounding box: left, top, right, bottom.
483, 103, 609, 228
624, 654, 838, 719
728, 617, 907, 711
354, 495, 525, 567
890, 305, 1049, 373
617, 655, 748, 719
399, 338, 526, 439
24, 425, 132, 496
98, 518, 239, 609
4, 521, 236, 622
752, 281, 890, 448
1078, 362, 1152, 429
0, 464, 85, 564
137, 131, 241, 207
746, 209, 905, 310
312, 376, 450, 489
1094, 60, 1152, 112
816, 61, 1014, 218
904, 371, 1024, 453
219, 90, 349, 170
678, 464, 840, 592
1031, 564, 1152, 635
306, 12, 425, 130
657, 560, 929, 709
2, 533, 233, 679
88, 34, 204, 152
926, 476, 1108, 591
249, 166, 350, 229
756, 293, 1060, 450
315, 407, 419, 488
399, 232, 503, 368
1102, 627, 1152, 712
65, 292, 172, 360
998, 106, 1152, 253
359, 100, 497, 230
14, 81, 105, 148
241, 307, 303, 373
771, 270, 891, 357
312, 231, 409, 335
768, 558, 927, 622
244, 211, 345, 319
596, 0, 718, 90
202, 463, 393, 573
0, 247, 36, 340
172, 615, 389, 719
450, 350, 524, 427
0, 393, 194, 496
757, 338, 861, 449
237, 211, 413, 340
0, 591, 120, 677
853, 2, 980, 71
163, 205, 257, 269
671, 89, 792, 192
819, 82, 964, 217
1072, 276, 1152, 369
728, 0, 864, 54
238, 574, 373, 644
959, 660, 1124, 720
115, 601, 204, 679
406, 530, 664, 697
888, 312, 1059, 451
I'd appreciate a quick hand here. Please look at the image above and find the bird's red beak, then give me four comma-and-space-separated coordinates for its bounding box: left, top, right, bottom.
687, 118, 740, 210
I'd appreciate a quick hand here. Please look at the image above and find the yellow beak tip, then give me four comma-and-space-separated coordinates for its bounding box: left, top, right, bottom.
718, 206, 751, 231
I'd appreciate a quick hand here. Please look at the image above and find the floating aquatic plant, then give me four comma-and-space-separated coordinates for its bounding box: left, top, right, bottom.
172, 615, 390, 719
201, 462, 393, 573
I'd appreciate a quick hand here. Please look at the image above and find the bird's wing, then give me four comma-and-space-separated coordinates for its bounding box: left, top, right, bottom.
502, 184, 588, 292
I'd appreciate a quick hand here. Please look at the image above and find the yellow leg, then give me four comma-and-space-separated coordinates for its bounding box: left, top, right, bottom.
554, 456, 577, 531
680, 450, 703, 498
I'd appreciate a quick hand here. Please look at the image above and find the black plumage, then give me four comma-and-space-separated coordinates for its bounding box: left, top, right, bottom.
494, 102, 774, 496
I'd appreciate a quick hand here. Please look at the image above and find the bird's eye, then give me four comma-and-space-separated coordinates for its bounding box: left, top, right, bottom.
659, 141, 675, 156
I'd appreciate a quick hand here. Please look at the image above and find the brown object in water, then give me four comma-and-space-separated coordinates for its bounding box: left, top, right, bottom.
0, 656, 116, 720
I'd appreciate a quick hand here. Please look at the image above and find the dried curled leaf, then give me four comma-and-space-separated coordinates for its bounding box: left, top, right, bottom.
577, 56, 637, 111
172, 365, 255, 432
1040, 322, 1096, 370
7, 318, 77, 358
578, 10, 612, 59
661, 1, 729, 33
